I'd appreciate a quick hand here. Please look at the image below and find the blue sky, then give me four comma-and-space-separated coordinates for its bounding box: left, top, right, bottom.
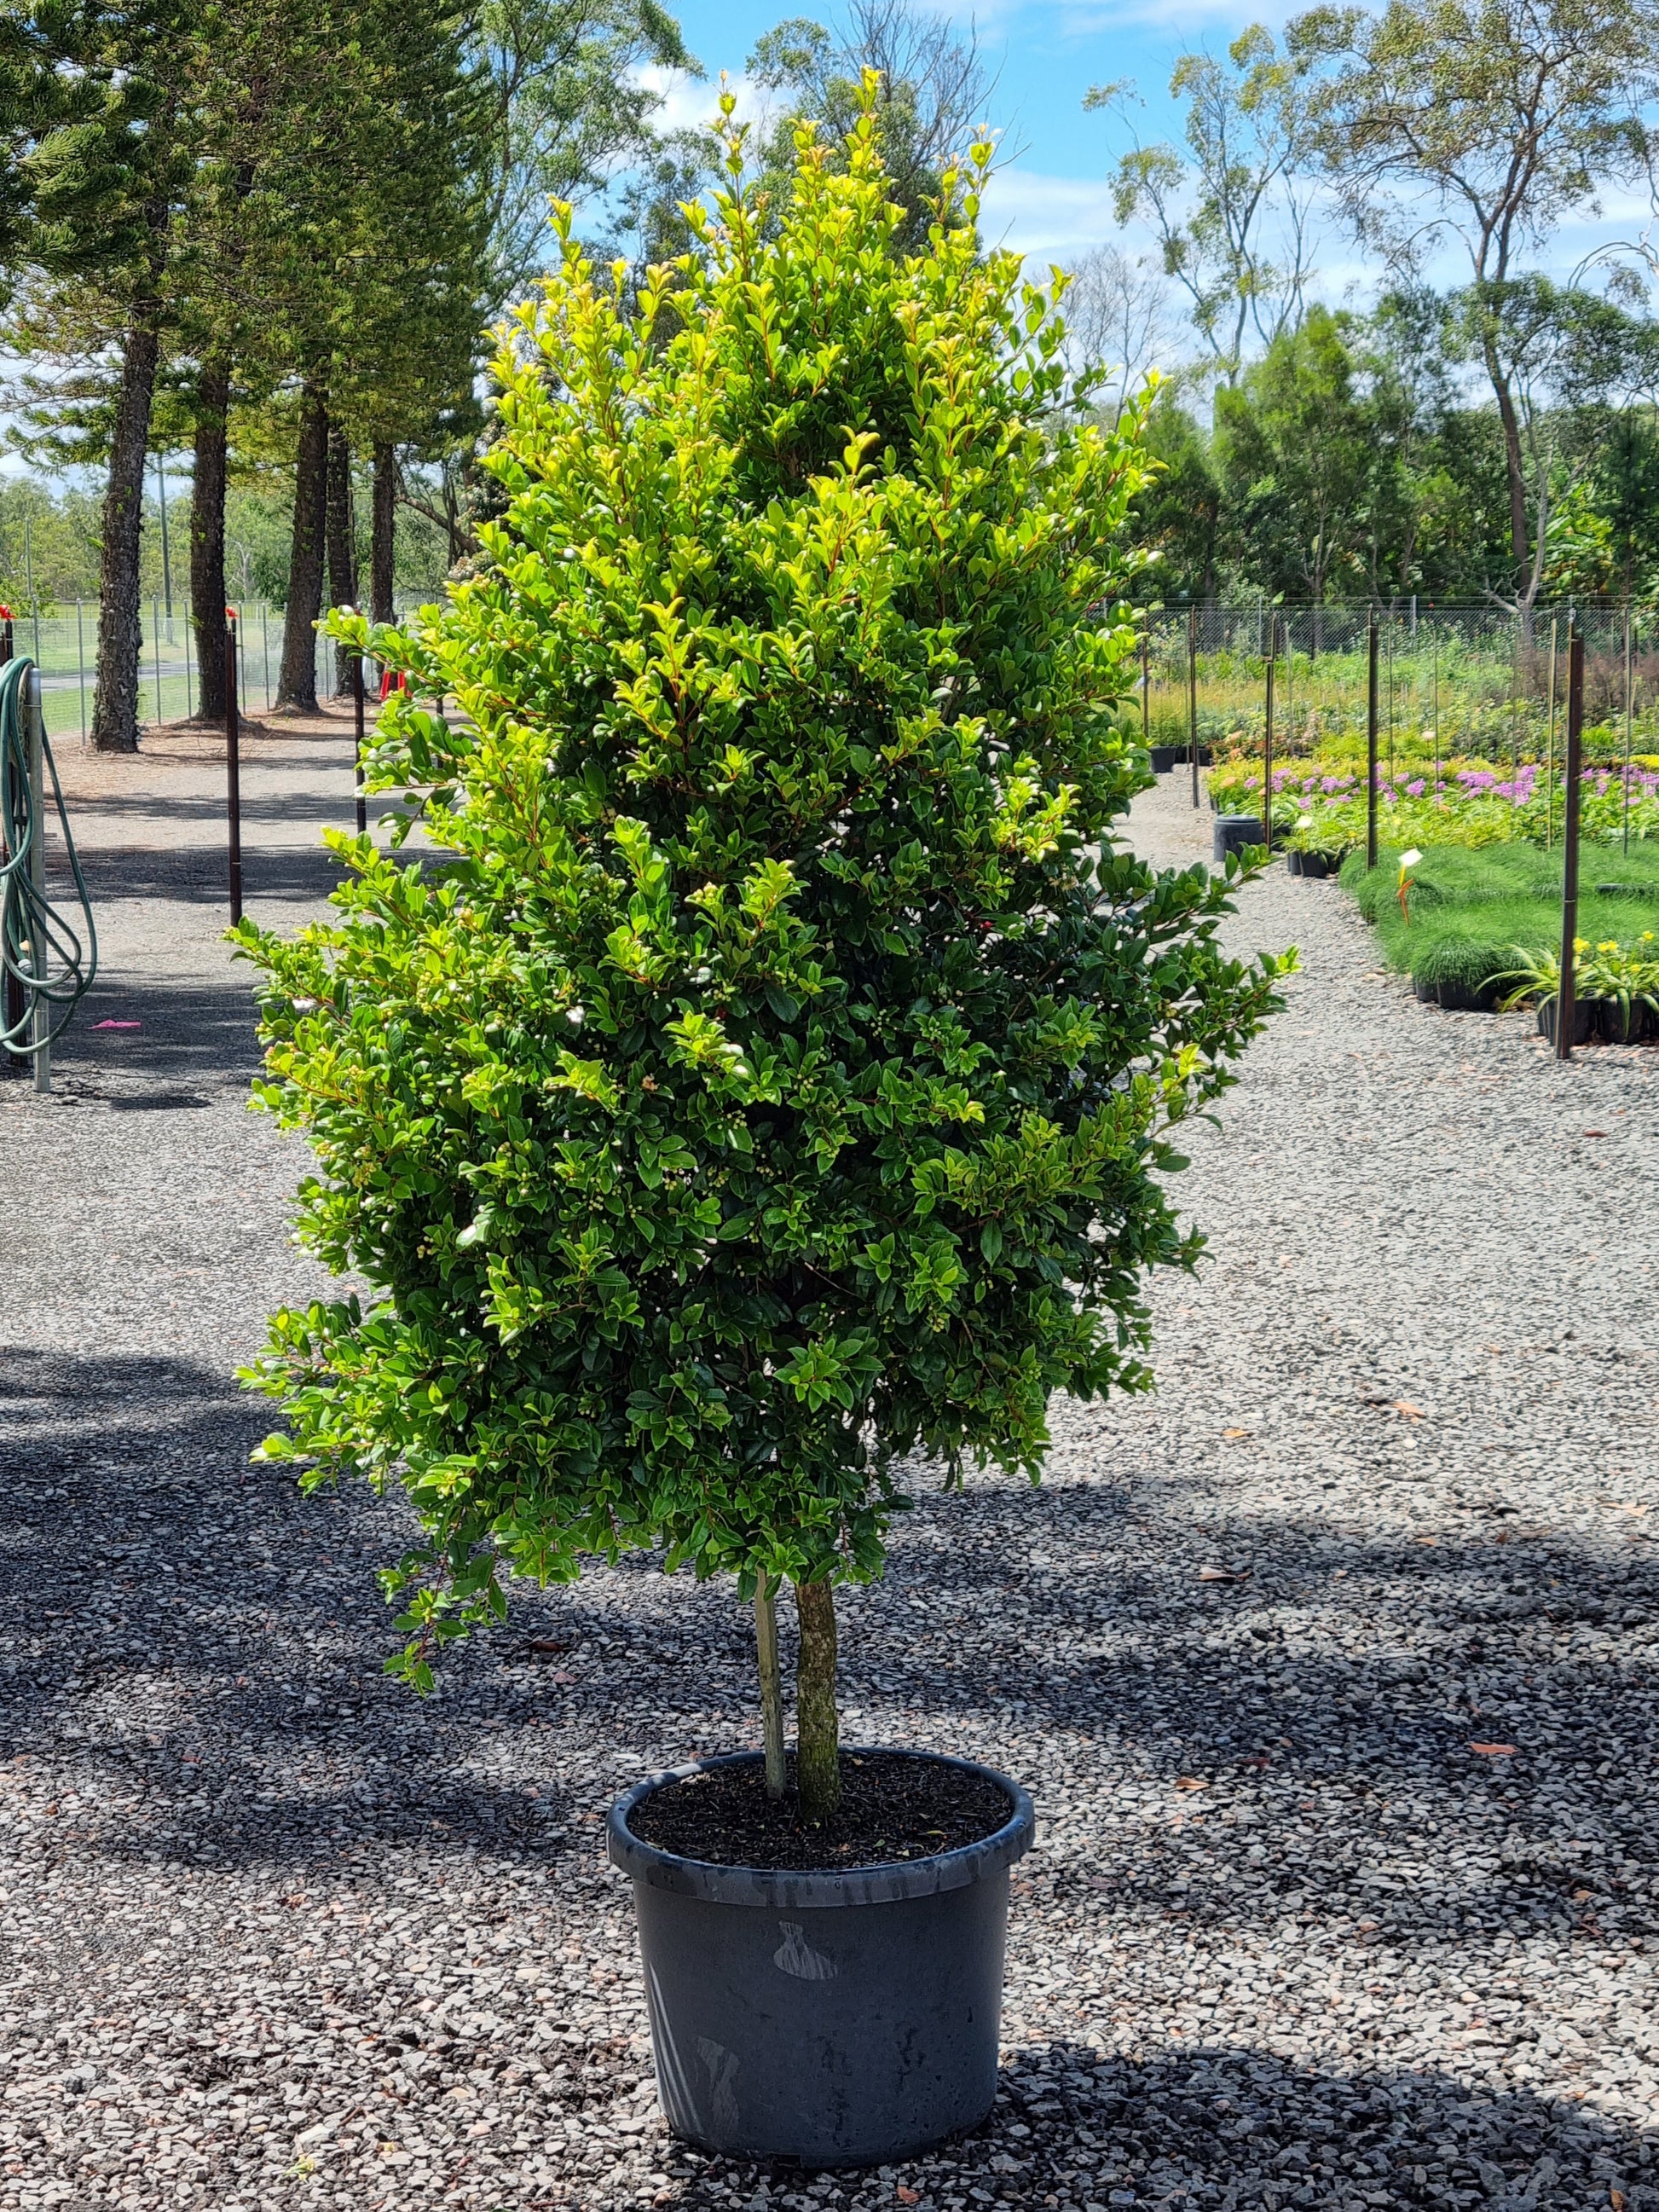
656, 0, 1656, 287
656, 0, 1216, 265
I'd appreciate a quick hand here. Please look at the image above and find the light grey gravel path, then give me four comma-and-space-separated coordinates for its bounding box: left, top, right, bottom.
1, 756, 1656, 2212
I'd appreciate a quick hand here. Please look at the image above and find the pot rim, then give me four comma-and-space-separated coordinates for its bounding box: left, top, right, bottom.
606, 1746, 1037, 1909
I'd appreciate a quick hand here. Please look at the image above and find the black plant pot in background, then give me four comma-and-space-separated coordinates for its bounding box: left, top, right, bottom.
1149, 744, 1179, 773
607, 1751, 1037, 2167
1286, 848, 1304, 876
1536, 996, 1598, 1046
1597, 999, 1655, 1045
1213, 814, 1265, 863
1436, 976, 1499, 1011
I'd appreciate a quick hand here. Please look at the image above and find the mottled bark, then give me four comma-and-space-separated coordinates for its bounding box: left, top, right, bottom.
90, 323, 160, 753
794, 1578, 841, 1821
371, 441, 396, 628
326, 419, 358, 695
190, 356, 231, 723
275, 382, 328, 711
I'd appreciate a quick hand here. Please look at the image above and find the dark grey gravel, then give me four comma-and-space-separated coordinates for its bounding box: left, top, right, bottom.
1, 750, 1656, 2212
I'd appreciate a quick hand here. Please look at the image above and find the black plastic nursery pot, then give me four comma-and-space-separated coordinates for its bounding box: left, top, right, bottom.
1597, 999, 1655, 1045
1536, 996, 1598, 1046
1416, 972, 1498, 1011
1148, 743, 1180, 773
607, 1750, 1037, 2168
1213, 814, 1265, 863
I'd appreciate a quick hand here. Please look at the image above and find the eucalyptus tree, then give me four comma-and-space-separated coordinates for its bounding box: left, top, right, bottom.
749, 0, 992, 249
1290, 0, 1659, 618
1088, 26, 1321, 387
474, 0, 695, 307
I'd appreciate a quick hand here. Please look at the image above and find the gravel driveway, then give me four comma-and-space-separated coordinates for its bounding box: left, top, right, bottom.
2, 742, 1656, 2212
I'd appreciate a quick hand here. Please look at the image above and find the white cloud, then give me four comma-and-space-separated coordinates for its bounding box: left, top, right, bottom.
635, 65, 769, 139
976, 167, 1126, 263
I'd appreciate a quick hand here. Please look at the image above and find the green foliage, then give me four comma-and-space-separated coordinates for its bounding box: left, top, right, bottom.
238, 96, 1289, 1687
1340, 842, 1659, 995
749, 2, 990, 252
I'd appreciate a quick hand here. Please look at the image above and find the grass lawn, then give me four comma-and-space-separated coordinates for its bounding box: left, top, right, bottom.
1337, 843, 1659, 996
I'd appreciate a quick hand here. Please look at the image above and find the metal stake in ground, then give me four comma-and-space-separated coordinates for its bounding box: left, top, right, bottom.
1624, 605, 1634, 857
1367, 614, 1379, 872
225, 611, 244, 927
1188, 604, 1200, 808
352, 614, 367, 837
1263, 613, 1275, 855
1557, 624, 1584, 1063
1546, 617, 1558, 849
1140, 626, 1150, 754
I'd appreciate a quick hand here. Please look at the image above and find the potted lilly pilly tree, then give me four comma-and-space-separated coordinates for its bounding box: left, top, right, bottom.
238, 85, 1289, 2170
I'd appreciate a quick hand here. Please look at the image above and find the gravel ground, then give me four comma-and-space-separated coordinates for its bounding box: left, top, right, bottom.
2, 744, 1656, 2212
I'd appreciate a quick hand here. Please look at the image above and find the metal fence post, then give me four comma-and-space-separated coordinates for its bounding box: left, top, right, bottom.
1367, 615, 1379, 872
76, 599, 87, 742
226, 613, 244, 926
1557, 624, 1584, 1063
1624, 605, 1634, 856
1263, 613, 1275, 855
353, 622, 367, 836
1188, 605, 1199, 808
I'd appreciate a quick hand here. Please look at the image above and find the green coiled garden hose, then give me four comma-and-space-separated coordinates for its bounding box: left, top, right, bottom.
0, 656, 97, 1060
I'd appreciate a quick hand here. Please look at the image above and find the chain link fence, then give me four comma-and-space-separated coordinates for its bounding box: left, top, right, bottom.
1143, 604, 1659, 768
5, 600, 408, 744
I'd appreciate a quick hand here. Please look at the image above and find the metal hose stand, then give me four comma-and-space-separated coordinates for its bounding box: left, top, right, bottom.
0, 657, 98, 1086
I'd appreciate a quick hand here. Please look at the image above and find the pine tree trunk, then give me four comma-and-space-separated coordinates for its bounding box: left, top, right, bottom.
275, 382, 329, 711
190, 356, 231, 724
794, 1579, 841, 1821
371, 442, 396, 627
90, 322, 160, 753
326, 420, 358, 696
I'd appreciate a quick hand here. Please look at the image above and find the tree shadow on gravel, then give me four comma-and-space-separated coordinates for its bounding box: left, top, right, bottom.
668, 2039, 1656, 2210
830, 1473, 1659, 1948
0, 1348, 583, 1871
5, 1341, 1656, 1951
61, 837, 348, 909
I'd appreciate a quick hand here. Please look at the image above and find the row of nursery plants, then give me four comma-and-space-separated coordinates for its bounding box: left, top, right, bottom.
1209, 757, 1659, 855
1338, 843, 1659, 1039
1146, 611, 1659, 768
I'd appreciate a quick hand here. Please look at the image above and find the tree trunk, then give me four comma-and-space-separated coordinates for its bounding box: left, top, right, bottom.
754, 1575, 786, 1801
190, 356, 231, 724
275, 382, 329, 711
794, 1578, 841, 1821
1483, 343, 1535, 633
90, 322, 160, 753
326, 420, 359, 696
371, 441, 396, 627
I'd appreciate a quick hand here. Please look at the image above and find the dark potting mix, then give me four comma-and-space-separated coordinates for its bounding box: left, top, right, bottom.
627, 1752, 1015, 1872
